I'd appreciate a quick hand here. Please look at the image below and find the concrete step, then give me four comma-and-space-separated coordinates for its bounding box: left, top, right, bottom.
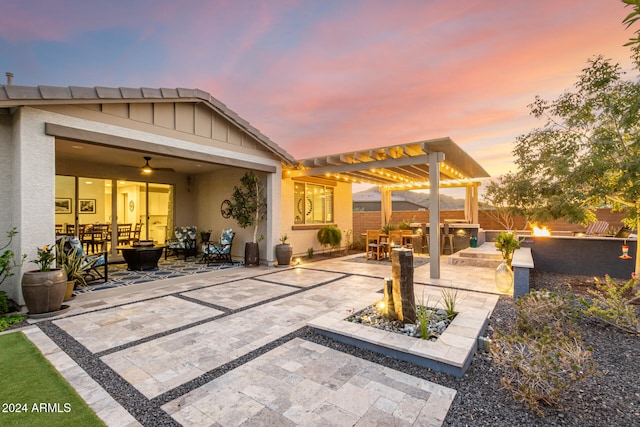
448, 243, 502, 268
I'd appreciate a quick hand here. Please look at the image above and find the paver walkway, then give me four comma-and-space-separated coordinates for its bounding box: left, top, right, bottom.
14, 253, 500, 426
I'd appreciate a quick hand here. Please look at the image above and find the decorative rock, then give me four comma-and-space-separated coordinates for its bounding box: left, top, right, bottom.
346, 303, 455, 341
391, 249, 415, 323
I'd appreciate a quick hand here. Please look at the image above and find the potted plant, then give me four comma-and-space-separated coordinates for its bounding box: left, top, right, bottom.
21, 245, 67, 315
275, 234, 293, 266
200, 229, 212, 243
493, 231, 521, 267
493, 231, 522, 293
56, 239, 98, 301
225, 171, 266, 266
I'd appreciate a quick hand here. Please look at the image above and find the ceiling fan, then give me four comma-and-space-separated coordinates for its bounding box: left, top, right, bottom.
139, 156, 175, 174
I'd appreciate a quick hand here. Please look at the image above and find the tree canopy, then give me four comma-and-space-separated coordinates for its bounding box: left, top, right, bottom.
484, 52, 640, 273
487, 55, 640, 220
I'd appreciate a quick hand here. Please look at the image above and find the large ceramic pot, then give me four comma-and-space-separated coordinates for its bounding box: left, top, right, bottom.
275, 244, 293, 266
21, 269, 67, 314
244, 242, 260, 266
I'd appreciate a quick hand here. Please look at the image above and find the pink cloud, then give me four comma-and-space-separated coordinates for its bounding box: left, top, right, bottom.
3, 0, 635, 179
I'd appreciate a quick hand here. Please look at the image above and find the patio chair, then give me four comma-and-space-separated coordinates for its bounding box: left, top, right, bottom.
55, 235, 108, 284
387, 230, 404, 249
366, 230, 387, 260
202, 228, 235, 265
585, 221, 609, 236
165, 226, 197, 261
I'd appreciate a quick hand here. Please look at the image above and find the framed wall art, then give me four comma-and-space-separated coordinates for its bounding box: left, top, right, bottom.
55, 198, 72, 214
79, 199, 96, 214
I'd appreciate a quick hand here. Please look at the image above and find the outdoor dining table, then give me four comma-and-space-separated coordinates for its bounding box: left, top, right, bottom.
360, 233, 420, 260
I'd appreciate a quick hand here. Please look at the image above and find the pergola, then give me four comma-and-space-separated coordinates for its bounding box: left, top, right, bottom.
283, 137, 490, 278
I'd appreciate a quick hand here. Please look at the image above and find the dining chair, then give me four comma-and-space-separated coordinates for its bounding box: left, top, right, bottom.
117, 224, 132, 246
366, 230, 387, 260
401, 229, 414, 250
89, 224, 109, 254
130, 222, 142, 244
388, 230, 404, 249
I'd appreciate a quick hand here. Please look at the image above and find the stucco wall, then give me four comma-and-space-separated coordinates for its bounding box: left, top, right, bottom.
6, 108, 58, 304
0, 114, 18, 301
281, 179, 353, 257
194, 167, 275, 263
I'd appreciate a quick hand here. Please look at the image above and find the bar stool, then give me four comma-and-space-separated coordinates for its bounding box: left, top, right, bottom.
441, 223, 455, 254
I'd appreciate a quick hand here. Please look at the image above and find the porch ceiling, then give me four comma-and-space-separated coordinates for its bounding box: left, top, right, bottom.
283, 137, 490, 189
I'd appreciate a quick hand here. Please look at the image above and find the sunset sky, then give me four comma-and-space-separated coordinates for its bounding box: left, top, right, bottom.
1, 0, 636, 181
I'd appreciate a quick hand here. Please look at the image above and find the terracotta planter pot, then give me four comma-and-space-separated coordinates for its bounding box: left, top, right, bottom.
244, 242, 260, 266
21, 269, 67, 314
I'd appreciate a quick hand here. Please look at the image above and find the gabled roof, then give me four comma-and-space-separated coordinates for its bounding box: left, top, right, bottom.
0, 84, 296, 165
284, 137, 490, 189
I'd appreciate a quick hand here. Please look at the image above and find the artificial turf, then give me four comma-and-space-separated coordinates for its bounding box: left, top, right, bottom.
0, 331, 106, 427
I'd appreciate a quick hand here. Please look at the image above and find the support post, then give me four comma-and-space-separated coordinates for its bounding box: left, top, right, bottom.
429, 152, 445, 279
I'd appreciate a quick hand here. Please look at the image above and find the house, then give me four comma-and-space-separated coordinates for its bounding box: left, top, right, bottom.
0, 83, 489, 306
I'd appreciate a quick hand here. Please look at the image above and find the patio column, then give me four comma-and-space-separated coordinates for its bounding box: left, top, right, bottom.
381, 188, 392, 228
429, 152, 445, 279
265, 168, 281, 266
464, 183, 480, 224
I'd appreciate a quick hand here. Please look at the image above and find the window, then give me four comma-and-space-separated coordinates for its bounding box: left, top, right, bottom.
294, 182, 334, 225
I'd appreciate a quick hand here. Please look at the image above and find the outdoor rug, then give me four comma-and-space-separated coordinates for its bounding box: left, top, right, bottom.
75, 257, 243, 294
344, 253, 430, 267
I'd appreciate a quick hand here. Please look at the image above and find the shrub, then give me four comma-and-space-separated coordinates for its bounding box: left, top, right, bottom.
398, 219, 413, 230
579, 274, 640, 334
0, 291, 8, 315
381, 223, 398, 234
491, 291, 598, 417
439, 288, 459, 320
414, 291, 434, 340
1, 227, 25, 287
317, 226, 342, 255
515, 290, 578, 335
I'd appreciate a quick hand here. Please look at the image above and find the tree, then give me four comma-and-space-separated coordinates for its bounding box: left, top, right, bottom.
499, 54, 640, 274
226, 171, 266, 244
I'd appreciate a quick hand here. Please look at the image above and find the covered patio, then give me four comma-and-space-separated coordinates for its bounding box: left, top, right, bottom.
283, 137, 490, 278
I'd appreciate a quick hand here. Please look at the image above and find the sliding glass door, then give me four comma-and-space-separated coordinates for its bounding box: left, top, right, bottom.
55, 175, 174, 253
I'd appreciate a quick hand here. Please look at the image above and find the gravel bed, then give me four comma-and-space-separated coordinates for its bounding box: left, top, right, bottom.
304, 270, 640, 426
9, 269, 639, 426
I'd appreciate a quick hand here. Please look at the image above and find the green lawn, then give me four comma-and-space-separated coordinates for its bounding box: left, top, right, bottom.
0, 332, 106, 427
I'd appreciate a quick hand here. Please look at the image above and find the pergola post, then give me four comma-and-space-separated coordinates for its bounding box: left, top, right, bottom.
381, 188, 392, 228
429, 152, 445, 279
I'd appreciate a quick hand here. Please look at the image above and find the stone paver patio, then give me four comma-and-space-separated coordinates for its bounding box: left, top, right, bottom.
11, 253, 501, 426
